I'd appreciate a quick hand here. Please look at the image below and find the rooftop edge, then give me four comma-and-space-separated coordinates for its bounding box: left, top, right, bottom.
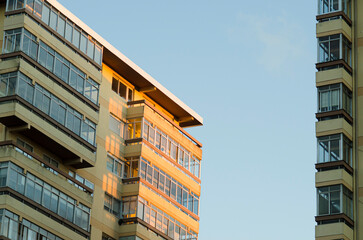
47, 0, 203, 127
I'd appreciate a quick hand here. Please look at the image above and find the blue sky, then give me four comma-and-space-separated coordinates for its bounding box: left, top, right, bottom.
58, 0, 317, 239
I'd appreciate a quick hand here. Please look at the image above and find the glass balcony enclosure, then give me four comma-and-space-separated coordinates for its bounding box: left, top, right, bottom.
317, 83, 352, 115
317, 184, 353, 219
3, 28, 100, 105
318, 0, 351, 18
0, 71, 96, 146
317, 134, 352, 166
5, 0, 103, 66
124, 117, 202, 179
0, 161, 91, 231
318, 34, 351, 66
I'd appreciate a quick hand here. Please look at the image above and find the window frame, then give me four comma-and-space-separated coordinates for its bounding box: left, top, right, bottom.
317, 133, 352, 166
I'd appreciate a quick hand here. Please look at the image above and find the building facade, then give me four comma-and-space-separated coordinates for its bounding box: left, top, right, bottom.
0, 0, 203, 239
315, 0, 356, 239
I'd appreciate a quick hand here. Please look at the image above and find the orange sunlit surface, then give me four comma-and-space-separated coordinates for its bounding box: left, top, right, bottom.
102, 173, 119, 198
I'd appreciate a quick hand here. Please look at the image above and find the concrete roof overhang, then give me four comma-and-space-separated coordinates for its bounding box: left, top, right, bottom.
47, 0, 203, 127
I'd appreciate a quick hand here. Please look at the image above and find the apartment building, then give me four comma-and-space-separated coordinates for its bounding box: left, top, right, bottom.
315, 0, 356, 239
0, 0, 203, 239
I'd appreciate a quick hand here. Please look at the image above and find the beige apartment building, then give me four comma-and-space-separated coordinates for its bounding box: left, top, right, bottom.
313, 0, 363, 239
0, 0, 203, 239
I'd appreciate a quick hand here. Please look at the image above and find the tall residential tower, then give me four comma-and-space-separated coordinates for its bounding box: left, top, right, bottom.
0, 0, 203, 239
315, 0, 354, 239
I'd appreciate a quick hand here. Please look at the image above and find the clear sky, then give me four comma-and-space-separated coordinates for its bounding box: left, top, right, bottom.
58, 0, 317, 239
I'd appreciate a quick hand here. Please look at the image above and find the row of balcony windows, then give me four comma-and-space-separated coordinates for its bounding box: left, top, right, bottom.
14, 138, 95, 194
120, 196, 198, 240
5, 0, 103, 66
0, 208, 64, 240
0, 71, 97, 146
109, 115, 201, 179
0, 161, 91, 232
106, 155, 200, 216
3, 28, 100, 106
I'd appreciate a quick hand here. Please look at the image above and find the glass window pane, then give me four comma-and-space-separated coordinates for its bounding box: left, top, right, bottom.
49, 10, 58, 31
57, 16, 66, 36
330, 190, 341, 214
118, 82, 127, 99
73, 28, 81, 48
330, 139, 340, 161
87, 40, 94, 59
80, 33, 87, 54
41, 4, 50, 24
65, 21, 73, 43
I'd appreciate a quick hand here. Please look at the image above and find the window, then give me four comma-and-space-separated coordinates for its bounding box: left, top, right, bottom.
106, 155, 124, 178
43, 155, 59, 175
122, 196, 137, 219
317, 134, 352, 166
16, 138, 33, 159
84, 78, 99, 104
102, 234, 116, 240
318, 0, 351, 18
318, 34, 351, 66
317, 185, 353, 219
3, 29, 21, 53
0, 209, 63, 240
68, 171, 94, 192
109, 115, 125, 138
318, 83, 352, 116
127, 119, 142, 139
119, 236, 143, 240
104, 193, 121, 217
111, 77, 133, 101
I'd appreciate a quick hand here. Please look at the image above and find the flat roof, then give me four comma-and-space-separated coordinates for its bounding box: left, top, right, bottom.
48, 0, 203, 127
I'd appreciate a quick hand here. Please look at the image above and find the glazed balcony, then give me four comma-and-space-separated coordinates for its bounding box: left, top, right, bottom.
127, 100, 202, 155
0, 96, 96, 168
0, 141, 94, 197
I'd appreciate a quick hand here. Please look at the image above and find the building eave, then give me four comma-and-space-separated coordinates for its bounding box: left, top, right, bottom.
47, 0, 203, 127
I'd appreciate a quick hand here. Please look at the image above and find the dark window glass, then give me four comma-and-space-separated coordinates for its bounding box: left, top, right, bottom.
119, 82, 127, 99
112, 78, 118, 93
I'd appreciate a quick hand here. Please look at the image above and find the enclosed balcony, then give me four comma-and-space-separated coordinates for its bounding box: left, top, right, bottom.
125, 100, 202, 183
316, 133, 352, 173
316, 184, 353, 228
317, 0, 351, 25
316, 34, 351, 73
0, 72, 96, 168
316, 83, 352, 124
